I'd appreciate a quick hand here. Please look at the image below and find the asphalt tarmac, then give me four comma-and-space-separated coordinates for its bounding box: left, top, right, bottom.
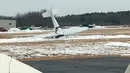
23, 57, 130, 73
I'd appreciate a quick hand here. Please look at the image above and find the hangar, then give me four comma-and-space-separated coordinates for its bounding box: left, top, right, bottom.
0, 19, 16, 29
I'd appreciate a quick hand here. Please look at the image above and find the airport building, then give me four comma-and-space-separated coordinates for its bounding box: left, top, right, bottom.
0, 19, 16, 29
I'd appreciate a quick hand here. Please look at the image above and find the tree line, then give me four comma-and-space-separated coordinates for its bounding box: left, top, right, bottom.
1, 10, 130, 28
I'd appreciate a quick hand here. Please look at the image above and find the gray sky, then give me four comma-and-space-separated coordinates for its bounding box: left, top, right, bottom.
0, 0, 130, 16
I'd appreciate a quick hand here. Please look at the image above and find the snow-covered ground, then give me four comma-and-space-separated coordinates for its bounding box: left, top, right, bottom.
0, 35, 130, 43
0, 28, 52, 33
104, 42, 130, 47
65, 35, 130, 40
0, 42, 130, 59
0, 27, 130, 59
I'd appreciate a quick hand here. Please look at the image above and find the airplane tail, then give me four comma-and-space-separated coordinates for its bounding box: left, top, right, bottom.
42, 8, 64, 35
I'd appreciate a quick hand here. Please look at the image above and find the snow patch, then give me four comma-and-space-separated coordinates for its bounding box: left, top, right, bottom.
66, 35, 130, 40
1, 42, 130, 59
121, 53, 130, 56
1, 35, 130, 43
8, 28, 20, 32
104, 42, 130, 47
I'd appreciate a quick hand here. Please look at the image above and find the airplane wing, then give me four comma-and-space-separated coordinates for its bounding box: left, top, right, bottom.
34, 32, 58, 38
63, 27, 88, 35
0, 53, 42, 73
125, 64, 130, 73
34, 27, 88, 38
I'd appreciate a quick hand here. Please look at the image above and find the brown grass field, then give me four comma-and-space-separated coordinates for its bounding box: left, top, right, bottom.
1, 26, 130, 60
0, 27, 130, 45
78, 27, 130, 35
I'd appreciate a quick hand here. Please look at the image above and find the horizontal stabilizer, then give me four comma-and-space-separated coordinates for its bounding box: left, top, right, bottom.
52, 9, 59, 15
42, 11, 51, 18
42, 9, 59, 18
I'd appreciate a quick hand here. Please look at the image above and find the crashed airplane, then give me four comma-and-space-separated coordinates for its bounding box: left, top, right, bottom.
34, 8, 88, 38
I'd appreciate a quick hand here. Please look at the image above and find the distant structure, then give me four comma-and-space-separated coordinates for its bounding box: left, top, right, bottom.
0, 19, 16, 29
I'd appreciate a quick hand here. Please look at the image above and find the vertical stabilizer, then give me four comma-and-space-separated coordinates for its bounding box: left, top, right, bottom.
42, 8, 64, 35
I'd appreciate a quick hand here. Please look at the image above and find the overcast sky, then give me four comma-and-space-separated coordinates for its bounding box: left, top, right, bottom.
0, 0, 130, 16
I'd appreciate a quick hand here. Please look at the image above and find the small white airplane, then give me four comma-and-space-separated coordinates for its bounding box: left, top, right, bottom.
34, 8, 88, 38
0, 53, 42, 73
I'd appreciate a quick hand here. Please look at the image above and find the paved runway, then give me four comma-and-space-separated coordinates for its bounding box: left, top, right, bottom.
23, 57, 130, 73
